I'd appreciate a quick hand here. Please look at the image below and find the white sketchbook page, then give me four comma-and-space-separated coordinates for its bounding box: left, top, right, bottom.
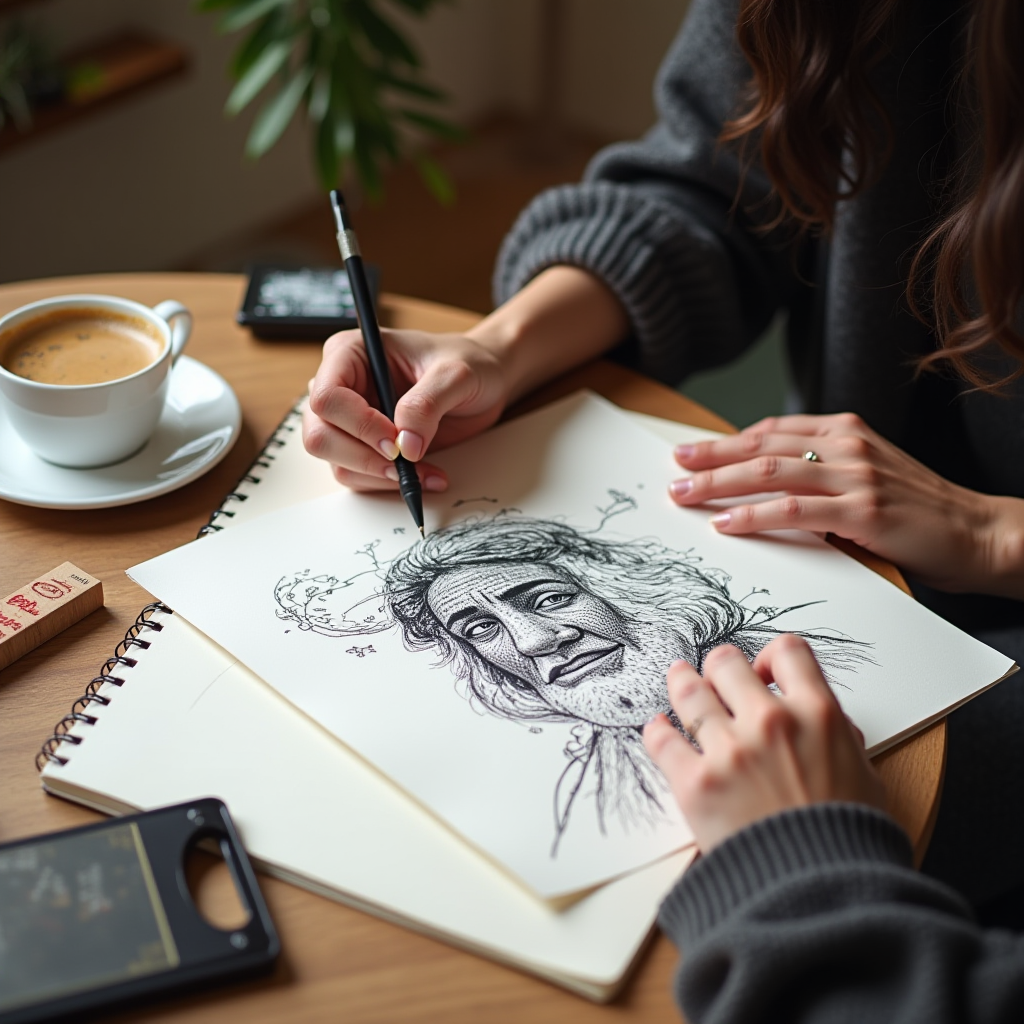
129, 392, 1014, 898
42, 609, 693, 990
221, 402, 722, 531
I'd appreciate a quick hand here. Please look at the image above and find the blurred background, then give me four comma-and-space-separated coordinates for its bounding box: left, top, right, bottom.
0, 0, 788, 425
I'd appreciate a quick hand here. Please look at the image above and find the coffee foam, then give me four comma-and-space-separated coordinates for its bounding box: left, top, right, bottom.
0, 308, 165, 386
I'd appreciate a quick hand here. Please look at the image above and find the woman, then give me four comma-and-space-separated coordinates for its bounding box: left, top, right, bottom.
303, 0, 1024, 910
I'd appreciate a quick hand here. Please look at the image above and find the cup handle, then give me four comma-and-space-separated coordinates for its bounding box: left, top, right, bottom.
152, 300, 192, 364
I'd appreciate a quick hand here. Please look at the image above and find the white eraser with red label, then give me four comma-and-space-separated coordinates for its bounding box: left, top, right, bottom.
0, 562, 104, 671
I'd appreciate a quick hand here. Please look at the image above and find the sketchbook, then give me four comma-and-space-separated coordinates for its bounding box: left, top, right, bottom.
37, 400, 712, 1000
127, 392, 1016, 901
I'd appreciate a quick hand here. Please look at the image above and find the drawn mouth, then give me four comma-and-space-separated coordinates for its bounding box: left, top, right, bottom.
547, 645, 623, 687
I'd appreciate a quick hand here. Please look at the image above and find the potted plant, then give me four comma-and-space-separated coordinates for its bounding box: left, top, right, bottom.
197, 0, 462, 201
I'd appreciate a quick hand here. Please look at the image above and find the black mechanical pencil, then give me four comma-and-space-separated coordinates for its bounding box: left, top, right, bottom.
329, 189, 425, 537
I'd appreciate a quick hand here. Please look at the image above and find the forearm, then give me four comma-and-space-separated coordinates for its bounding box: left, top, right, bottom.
466, 266, 629, 405
971, 494, 1024, 600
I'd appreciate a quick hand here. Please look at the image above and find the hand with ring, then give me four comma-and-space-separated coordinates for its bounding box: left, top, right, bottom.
668, 411, 1024, 597
643, 636, 886, 854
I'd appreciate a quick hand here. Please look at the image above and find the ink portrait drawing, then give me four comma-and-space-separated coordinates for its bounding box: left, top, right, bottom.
274, 504, 874, 856
128, 393, 1015, 898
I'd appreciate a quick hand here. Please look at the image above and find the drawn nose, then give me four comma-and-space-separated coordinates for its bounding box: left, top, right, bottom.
507, 611, 578, 656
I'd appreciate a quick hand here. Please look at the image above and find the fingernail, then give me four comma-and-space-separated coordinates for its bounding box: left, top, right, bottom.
397, 430, 424, 461
669, 479, 692, 499
307, 378, 316, 395
378, 438, 400, 460
675, 444, 695, 461
710, 512, 731, 528
383, 465, 399, 482
424, 475, 447, 492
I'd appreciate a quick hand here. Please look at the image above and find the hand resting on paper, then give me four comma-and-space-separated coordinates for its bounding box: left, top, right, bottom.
302, 267, 629, 492
643, 637, 886, 854
669, 412, 1024, 599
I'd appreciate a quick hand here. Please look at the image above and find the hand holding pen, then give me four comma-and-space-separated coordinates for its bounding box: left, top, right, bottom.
301, 201, 510, 501
328, 190, 426, 534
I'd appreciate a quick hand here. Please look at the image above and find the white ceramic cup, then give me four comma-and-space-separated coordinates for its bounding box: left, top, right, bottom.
0, 294, 192, 468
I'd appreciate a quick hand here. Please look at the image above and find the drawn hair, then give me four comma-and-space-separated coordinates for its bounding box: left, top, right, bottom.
385, 515, 870, 725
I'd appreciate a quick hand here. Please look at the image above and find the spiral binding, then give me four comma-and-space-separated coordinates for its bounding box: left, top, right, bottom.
196, 399, 303, 537
36, 395, 303, 772
35, 603, 171, 772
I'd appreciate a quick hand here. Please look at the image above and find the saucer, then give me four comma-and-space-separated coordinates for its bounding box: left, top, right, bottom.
0, 356, 242, 510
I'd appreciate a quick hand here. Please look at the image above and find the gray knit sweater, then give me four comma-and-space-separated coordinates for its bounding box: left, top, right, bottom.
662, 804, 1024, 1023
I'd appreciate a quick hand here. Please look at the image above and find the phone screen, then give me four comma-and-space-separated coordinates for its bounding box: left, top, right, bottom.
0, 821, 179, 1014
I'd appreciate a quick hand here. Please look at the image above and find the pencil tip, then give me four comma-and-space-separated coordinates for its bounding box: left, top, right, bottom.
419, 526, 425, 538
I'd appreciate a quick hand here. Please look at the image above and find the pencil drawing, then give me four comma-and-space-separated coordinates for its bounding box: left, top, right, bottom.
346, 644, 377, 658
272, 501, 874, 854
453, 496, 499, 507
384, 515, 873, 852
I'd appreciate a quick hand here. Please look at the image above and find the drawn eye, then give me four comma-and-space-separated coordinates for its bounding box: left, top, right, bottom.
463, 618, 499, 640
534, 590, 574, 611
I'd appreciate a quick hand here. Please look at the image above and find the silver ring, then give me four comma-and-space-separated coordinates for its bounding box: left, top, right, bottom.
803, 450, 821, 462
683, 715, 705, 741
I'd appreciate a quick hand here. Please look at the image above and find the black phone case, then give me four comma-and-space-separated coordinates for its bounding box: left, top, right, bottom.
0, 799, 279, 1023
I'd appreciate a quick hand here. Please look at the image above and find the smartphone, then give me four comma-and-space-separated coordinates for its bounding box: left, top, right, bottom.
237, 263, 381, 339
0, 799, 278, 1023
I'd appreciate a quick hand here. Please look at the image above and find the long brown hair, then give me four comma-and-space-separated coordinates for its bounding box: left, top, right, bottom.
722, 0, 1024, 388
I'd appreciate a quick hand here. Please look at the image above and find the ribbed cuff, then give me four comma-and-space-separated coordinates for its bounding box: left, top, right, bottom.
659, 804, 914, 948
493, 181, 748, 385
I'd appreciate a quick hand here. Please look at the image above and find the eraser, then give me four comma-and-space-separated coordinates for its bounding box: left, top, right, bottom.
0, 562, 104, 671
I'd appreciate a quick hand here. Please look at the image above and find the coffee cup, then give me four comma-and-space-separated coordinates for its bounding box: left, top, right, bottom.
0, 294, 192, 468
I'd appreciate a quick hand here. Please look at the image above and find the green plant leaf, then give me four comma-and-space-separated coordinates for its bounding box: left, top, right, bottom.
353, 132, 383, 200
350, 2, 419, 67
399, 109, 467, 142
334, 111, 355, 153
225, 39, 290, 114
220, 0, 291, 34
229, 9, 290, 79
387, 0, 442, 13
245, 65, 313, 158
308, 68, 330, 121
315, 110, 339, 189
0, 80, 31, 131
377, 69, 445, 101
415, 154, 455, 205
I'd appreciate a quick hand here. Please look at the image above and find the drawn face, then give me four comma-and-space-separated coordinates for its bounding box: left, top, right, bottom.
426, 563, 691, 727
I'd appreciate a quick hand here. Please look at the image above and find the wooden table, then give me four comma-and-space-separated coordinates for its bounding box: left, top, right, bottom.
0, 273, 945, 1023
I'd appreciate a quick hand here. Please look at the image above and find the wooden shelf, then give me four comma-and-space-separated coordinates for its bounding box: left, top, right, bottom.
0, 31, 188, 156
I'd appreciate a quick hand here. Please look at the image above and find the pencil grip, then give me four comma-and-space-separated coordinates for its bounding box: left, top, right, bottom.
395, 456, 418, 491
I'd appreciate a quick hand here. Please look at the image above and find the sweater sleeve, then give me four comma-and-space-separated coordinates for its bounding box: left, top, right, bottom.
659, 803, 1024, 1024
493, 0, 802, 386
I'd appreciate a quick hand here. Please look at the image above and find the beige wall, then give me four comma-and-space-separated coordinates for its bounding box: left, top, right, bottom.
0, 0, 689, 284
413, 0, 688, 138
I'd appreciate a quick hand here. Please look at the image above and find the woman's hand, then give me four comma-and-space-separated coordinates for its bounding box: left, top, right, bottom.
304, 328, 506, 493
643, 636, 886, 854
302, 265, 630, 493
670, 412, 1024, 596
